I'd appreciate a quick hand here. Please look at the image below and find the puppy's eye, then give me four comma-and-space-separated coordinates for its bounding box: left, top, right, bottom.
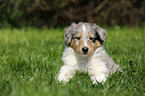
89, 37, 96, 43
89, 37, 95, 41
74, 37, 81, 40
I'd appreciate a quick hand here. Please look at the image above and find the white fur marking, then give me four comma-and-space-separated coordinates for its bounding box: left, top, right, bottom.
82, 24, 88, 46
83, 39, 88, 46
82, 24, 86, 32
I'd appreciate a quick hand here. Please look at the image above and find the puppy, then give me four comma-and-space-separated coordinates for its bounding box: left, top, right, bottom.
57, 22, 119, 84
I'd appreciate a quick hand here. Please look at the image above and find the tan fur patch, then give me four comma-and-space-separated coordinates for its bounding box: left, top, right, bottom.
93, 40, 101, 49
70, 39, 75, 48
88, 32, 94, 38
77, 33, 82, 37
78, 40, 83, 54
70, 33, 83, 54
88, 32, 102, 54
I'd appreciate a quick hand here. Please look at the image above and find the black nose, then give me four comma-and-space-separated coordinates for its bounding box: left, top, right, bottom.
82, 47, 89, 54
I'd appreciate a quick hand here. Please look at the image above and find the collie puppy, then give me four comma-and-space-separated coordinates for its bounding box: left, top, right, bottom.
57, 22, 119, 84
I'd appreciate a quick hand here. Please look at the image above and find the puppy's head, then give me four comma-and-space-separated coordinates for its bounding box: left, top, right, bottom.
65, 22, 106, 56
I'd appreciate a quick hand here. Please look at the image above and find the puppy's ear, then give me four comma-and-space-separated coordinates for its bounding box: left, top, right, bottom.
64, 22, 76, 46
92, 24, 106, 43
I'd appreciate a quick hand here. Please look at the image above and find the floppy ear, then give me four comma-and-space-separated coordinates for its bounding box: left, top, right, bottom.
92, 24, 106, 43
64, 22, 76, 46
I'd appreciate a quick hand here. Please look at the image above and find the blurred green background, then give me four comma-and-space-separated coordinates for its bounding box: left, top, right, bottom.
0, 0, 145, 27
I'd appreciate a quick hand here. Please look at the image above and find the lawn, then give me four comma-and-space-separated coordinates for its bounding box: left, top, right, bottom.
0, 26, 144, 96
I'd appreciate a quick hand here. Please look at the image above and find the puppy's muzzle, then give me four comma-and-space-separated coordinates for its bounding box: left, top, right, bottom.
82, 47, 89, 54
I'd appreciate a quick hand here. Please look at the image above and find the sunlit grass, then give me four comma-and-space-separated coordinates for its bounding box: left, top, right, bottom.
0, 26, 144, 96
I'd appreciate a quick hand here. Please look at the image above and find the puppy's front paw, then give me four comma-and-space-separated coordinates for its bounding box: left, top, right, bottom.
91, 75, 106, 84
57, 73, 73, 83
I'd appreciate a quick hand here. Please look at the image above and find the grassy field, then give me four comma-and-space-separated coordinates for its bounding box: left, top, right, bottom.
0, 26, 144, 96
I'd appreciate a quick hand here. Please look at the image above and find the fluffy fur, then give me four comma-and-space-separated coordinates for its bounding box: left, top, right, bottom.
57, 22, 119, 84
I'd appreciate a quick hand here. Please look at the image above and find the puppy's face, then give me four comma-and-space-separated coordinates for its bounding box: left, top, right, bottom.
70, 31, 102, 56
65, 22, 106, 56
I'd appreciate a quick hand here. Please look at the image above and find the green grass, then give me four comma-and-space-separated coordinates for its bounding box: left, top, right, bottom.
0, 26, 144, 96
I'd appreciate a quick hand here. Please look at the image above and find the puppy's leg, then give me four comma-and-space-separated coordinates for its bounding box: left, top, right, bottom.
90, 73, 106, 84
88, 62, 108, 84
57, 65, 76, 83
